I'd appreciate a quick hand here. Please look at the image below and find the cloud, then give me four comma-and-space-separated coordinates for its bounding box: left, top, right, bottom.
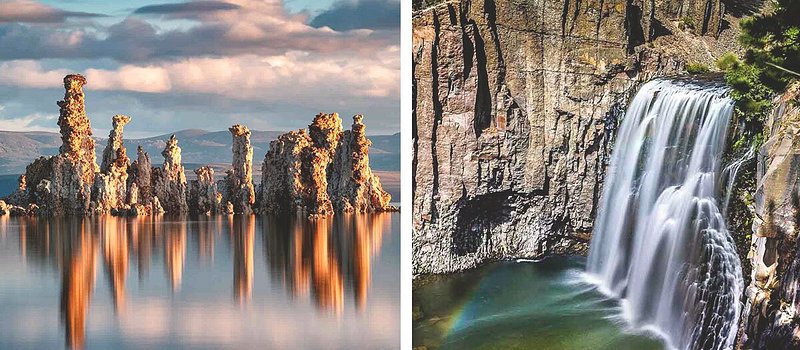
134, 1, 241, 15
0, 51, 399, 100
0, 113, 58, 132
0, 0, 395, 62
0, 0, 105, 23
310, 0, 400, 31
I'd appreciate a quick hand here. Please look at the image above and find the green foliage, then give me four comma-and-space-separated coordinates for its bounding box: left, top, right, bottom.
679, 16, 695, 31
685, 62, 710, 74
717, 0, 800, 151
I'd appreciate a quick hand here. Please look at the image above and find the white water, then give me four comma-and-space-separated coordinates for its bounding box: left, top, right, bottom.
587, 79, 743, 350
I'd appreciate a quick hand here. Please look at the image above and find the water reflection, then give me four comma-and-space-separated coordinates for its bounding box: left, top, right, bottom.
6, 213, 394, 349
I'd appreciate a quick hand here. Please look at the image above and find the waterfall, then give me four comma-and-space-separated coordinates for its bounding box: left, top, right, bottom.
586, 79, 743, 350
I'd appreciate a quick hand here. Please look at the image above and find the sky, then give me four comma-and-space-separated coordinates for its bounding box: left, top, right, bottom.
0, 0, 400, 137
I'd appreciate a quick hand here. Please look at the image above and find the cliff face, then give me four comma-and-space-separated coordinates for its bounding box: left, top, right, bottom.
412, 0, 739, 274
741, 83, 800, 348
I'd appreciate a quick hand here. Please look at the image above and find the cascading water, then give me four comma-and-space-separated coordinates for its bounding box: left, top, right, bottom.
586, 79, 743, 350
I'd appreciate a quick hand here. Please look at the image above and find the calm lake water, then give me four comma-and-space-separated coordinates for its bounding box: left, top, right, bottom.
0, 213, 399, 349
413, 257, 665, 350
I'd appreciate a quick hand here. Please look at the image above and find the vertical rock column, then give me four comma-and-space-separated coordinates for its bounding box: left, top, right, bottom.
260, 130, 313, 214
304, 113, 343, 216
329, 115, 392, 212
93, 115, 131, 213
43, 74, 99, 214
226, 125, 255, 214
190, 166, 221, 215
153, 135, 188, 213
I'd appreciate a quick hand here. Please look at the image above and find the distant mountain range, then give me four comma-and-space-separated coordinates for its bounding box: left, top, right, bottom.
0, 129, 400, 175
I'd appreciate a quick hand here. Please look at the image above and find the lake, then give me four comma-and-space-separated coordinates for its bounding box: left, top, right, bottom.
413, 257, 665, 350
0, 213, 399, 349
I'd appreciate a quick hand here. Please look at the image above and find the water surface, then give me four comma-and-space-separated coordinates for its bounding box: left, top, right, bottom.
413, 257, 665, 350
0, 213, 399, 349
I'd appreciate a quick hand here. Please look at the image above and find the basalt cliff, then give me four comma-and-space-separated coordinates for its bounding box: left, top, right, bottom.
412, 0, 745, 274
0, 75, 394, 218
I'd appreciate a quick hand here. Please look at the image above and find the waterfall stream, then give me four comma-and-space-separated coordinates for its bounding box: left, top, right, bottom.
586, 79, 743, 350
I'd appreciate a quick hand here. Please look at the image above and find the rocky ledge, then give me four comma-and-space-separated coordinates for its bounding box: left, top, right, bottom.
0, 74, 394, 218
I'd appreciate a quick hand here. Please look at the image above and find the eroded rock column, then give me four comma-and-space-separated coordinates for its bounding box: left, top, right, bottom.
153, 135, 188, 213
93, 115, 131, 213
329, 115, 392, 212
225, 125, 255, 214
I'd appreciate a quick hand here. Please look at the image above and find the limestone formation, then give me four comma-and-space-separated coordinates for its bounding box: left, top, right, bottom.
93, 115, 131, 214
153, 135, 188, 213
260, 129, 317, 215
224, 125, 255, 214
129, 146, 154, 206
411, 0, 739, 274
329, 115, 392, 212
190, 166, 220, 215
741, 83, 800, 348
259, 113, 393, 217
1, 74, 391, 219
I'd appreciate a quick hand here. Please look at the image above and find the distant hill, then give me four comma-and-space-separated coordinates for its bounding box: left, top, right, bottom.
0, 130, 400, 175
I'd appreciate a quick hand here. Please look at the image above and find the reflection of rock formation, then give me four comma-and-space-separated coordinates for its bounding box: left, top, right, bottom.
59, 220, 96, 350
102, 218, 128, 313
311, 219, 344, 314
163, 219, 187, 291
232, 215, 254, 303
224, 125, 256, 214
349, 214, 387, 308
263, 214, 390, 313
259, 113, 394, 217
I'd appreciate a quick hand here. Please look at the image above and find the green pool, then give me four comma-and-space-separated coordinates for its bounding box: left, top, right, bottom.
413, 257, 666, 350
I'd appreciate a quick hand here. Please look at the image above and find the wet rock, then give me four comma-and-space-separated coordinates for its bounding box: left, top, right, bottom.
153, 135, 188, 213
741, 83, 800, 348
224, 125, 255, 214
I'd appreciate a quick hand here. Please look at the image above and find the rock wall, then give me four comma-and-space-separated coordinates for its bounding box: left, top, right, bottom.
741, 83, 800, 348
411, 0, 738, 274
259, 113, 394, 217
